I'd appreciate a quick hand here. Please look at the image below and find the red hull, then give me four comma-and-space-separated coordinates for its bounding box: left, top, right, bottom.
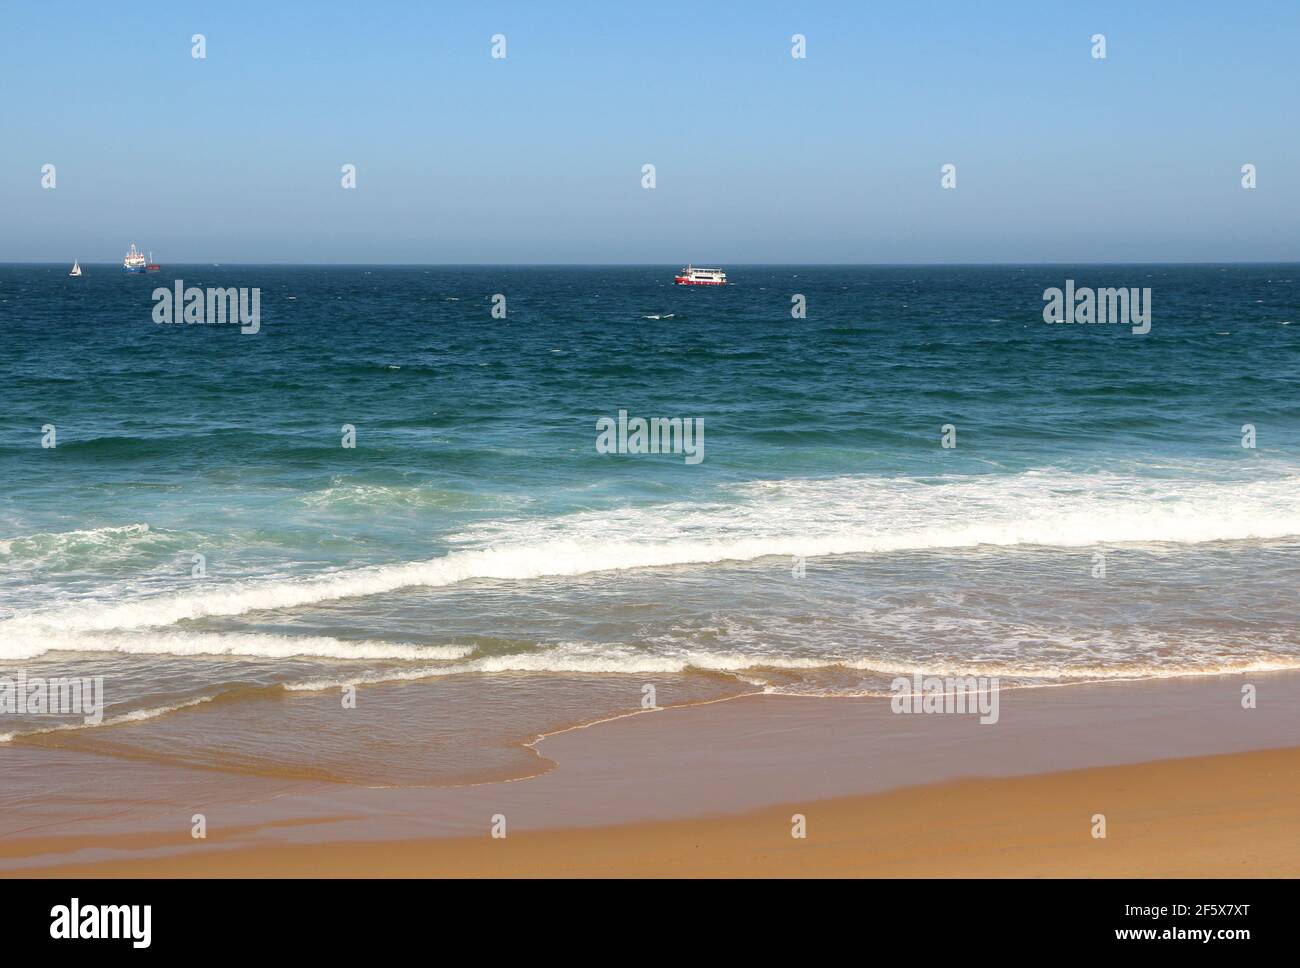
674, 277, 726, 285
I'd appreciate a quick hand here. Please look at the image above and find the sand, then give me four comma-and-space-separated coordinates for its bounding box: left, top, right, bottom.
4, 673, 1299, 877
20, 746, 1300, 877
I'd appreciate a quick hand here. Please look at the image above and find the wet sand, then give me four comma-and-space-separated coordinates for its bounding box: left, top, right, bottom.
23, 746, 1300, 877
3, 672, 1299, 876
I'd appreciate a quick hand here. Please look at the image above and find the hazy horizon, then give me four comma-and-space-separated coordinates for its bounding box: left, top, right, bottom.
8, 259, 1300, 268
4, 0, 1297, 264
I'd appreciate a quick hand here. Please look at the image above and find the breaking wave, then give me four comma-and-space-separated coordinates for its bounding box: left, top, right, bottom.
0, 630, 475, 662
0, 696, 215, 744
3, 469, 1297, 638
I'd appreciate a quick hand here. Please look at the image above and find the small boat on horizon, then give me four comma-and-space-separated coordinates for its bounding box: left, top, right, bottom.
69, 260, 82, 277
674, 265, 727, 286
146, 251, 161, 272
123, 243, 147, 273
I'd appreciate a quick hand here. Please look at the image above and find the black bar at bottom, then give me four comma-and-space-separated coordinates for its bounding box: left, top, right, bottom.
0, 877, 1281, 953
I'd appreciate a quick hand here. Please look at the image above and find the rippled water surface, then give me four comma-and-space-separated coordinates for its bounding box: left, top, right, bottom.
1, 264, 1296, 783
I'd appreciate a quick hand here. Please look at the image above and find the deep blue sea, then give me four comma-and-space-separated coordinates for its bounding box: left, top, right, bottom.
1, 264, 1297, 783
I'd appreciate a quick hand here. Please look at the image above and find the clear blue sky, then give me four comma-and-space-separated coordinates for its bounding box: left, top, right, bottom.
2, 0, 1296, 263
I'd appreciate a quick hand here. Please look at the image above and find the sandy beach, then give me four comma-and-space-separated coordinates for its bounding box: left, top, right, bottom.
3, 672, 1299, 877
21, 746, 1300, 878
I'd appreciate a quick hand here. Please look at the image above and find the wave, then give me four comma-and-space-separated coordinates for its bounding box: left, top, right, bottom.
0, 630, 475, 662
8, 626, 1297, 686
297, 482, 497, 512
0, 523, 159, 561
4, 469, 1298, 636
2, 637, 1299, 740
281, 641, 1300, 693
0, 695, 214, 744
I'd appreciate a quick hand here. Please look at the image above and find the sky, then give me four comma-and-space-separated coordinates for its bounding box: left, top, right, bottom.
1, 0, 1297, 264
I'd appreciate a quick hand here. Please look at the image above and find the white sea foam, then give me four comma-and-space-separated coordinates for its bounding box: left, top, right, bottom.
6, 641, 1297, 736
0, 523, 157, 561
0, 695, 214, 743
3, 470, 1297, 637
278, 646, 820, 692
0, 630, 473, 662
298, 482, 485, 511
282, 641, 1300, 692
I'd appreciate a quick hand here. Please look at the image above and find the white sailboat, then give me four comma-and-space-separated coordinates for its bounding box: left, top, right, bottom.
69, 260, 82, 277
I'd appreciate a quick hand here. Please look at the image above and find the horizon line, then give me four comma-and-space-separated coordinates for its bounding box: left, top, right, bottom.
5, 259, 1300, 268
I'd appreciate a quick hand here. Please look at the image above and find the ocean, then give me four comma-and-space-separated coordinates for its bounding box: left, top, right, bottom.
1, 264, 1297, 786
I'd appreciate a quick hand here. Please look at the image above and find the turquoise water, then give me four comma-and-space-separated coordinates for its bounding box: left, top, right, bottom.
1, 264, 1297, 781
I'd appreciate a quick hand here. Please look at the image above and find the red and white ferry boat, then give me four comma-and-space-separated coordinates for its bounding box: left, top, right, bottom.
674, 265, 727, 286
122, 243, 147, 273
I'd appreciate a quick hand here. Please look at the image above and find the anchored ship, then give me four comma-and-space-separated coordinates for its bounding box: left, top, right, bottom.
674, 265, 727, 286
122, 243, 147, 273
